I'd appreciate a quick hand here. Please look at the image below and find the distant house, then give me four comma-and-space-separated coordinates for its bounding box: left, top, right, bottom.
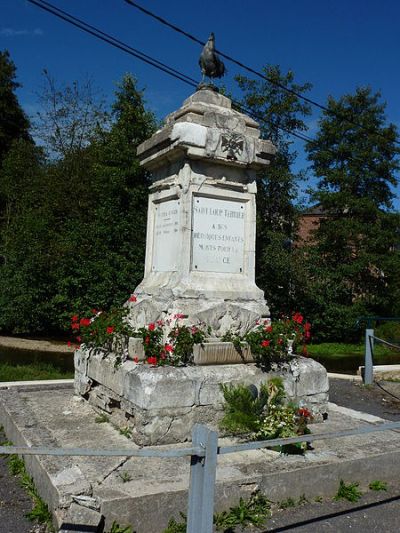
296, 205, 329, 245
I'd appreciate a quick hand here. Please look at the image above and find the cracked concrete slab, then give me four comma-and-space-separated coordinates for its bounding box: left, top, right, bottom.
1, 383, 400, 532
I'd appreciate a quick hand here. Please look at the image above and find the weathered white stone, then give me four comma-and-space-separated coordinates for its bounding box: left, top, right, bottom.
80, 348, 329, 445
294, 357, 329, 397
128, 88, 275, 337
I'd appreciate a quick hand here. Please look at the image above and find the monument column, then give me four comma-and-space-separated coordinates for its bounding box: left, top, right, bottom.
128, 88, 276, 337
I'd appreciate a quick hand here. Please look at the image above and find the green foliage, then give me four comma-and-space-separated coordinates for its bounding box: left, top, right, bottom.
119, 427, 132, 438
303, 87, 400, 342
0, 361, 73, 382
214, 492, 271, 531
107, 522, 133, 533
220, 377, 312, 452
369, 480, 388, 491
244, 313, 310, 370
167, 322, 208, 365
219, 382, 270, 434
375, 322, 400, 343
279, 497, 296, 509
163, 514, 187, 533
334, 479, 363, 502
118, 471, 132, 483
236, 65, 312, 316
0, 72, 156, 336
5, 446, 53, 529
95, 413, 109, 424
0, 50, 31, 166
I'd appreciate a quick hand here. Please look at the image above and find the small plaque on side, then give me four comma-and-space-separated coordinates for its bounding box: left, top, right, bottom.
152, 199, 180, 272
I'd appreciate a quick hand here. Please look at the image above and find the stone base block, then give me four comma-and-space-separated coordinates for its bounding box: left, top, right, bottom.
75, 349, 329, 446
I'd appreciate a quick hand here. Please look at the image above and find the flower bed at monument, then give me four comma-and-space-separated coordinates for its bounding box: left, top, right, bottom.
69, 299, 311, 369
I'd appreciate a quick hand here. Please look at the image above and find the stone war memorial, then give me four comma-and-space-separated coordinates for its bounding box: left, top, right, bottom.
75, 81, 329, 445
4, 37, 400, 533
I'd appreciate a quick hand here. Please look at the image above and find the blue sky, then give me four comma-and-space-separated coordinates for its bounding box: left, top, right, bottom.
2, 0, 400, 208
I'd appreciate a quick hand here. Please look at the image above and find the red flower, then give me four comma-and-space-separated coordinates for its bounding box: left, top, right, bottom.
144, 336, 150, 345
80, 318, 91, 327
191, 326, 198, 334
71, 323, 80, 330
76, 336, 81, 343
148, 323, 155, 331
277, 338, 283, 345
71, 314, 79, 323
129, 295, 137, 302
304, 322, 311, 331
165, 344, 174, 353
261, 340, 270, 347
91, 308, 98, 315
106, 326, 114, 335
67, 341, 72, 347
133, 356, 139, 363
160, 353, 166, 360
293, 312, 304, 324
298, 407, 311, 418
174, 313, 185, 319
265, 325, 273, 333
147, 356, 157, 365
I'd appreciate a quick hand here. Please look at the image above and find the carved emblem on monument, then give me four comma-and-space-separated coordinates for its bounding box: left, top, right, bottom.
220, 132, 245, 161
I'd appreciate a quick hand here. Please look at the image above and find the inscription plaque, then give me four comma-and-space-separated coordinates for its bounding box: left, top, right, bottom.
192, 197, 245, 273
152, 199, 180, 272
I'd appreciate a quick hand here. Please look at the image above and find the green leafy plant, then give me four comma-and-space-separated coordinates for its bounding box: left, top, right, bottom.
118, 472, 132, 483
219, 382, 270, 435
95, 413, 110, 424
119, 426, 132, 438
334, 480, 363, 502
244, 313, 310, 370
220, 377, 313, 452
369, 480, 388, 491
214, 491, 271, 531
279, 497, 296, 509
70, 307, 135, 352
107, 522, 133, 533
163, 513, 187, 533
5, 447, 53, 529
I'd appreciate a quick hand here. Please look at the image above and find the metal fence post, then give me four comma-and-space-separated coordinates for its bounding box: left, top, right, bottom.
364, 327, 374, 385
187, 424, 218, 533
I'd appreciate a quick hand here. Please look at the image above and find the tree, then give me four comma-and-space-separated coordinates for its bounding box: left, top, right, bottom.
236, 65, 312, 315
0, 50, 31, 165
303, 87, 400, 340
33, 70, 109, 158
45, 74, 156, 332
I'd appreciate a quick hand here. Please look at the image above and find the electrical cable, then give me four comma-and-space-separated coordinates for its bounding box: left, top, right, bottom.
26, 0, 313, 145
375, 380, 400, 403
27, 0, 395, 170
27, 0, 199, 88
123, 0, 400, 147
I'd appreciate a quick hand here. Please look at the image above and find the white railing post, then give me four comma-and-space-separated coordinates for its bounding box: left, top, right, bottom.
187, 424, 218, 533
364, 327, 374, 385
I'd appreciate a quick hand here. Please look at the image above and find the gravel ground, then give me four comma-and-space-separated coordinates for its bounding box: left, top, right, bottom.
0, 428, 46, 533
1, 378, 400, 533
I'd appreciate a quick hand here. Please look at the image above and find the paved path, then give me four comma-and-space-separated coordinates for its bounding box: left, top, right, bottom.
1, 378, 400, 532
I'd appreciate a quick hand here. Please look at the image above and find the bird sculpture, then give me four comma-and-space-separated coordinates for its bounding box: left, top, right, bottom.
199, 32, 226, 83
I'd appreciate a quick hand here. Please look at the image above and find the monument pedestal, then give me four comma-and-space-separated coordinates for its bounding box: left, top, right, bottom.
127, 88, 276, 337
75, 350, 329, 446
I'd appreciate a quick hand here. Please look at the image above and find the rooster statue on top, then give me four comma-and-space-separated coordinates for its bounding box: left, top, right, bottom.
199, 32, 226, 87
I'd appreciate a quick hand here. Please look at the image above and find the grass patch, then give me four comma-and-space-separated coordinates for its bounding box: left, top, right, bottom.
369, 480, 388, 491
307, 343, 393, 360
4, 445, 54, 529
95, 413, 110, 424
334, 480, 363, 502
0, 361, 73, 382
106, 523, 133, 533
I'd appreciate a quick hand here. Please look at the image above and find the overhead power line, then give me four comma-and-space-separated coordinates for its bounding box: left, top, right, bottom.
123, 0, 400, 147
27, 0, 198, 88
27, 0, 397, 173
26, 0, 313, 145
